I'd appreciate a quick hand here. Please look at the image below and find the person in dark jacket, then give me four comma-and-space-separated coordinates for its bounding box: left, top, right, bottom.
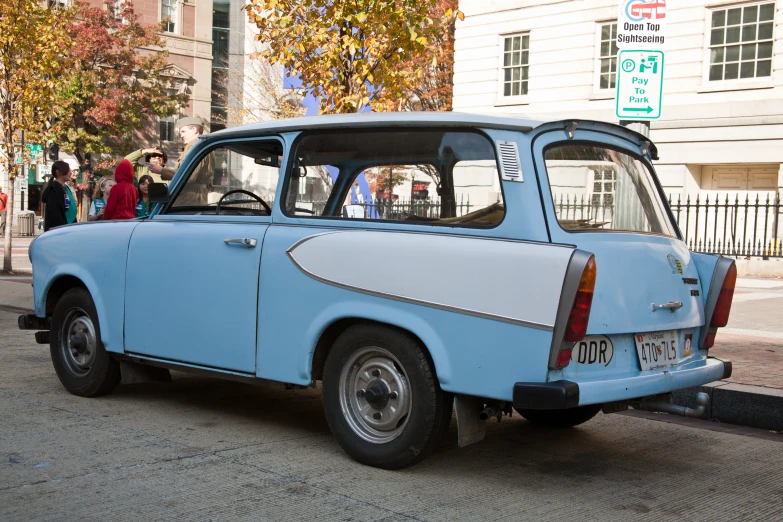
41, 161, 73, 232
104, 159, 138, 220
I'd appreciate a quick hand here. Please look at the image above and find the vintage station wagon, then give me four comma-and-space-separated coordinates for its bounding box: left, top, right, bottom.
20, 113, 736, 469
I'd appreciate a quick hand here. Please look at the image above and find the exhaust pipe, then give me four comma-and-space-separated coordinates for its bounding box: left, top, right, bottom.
631, 392, 709, 418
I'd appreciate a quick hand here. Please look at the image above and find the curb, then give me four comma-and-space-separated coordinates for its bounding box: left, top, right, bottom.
672, 381, 783, 431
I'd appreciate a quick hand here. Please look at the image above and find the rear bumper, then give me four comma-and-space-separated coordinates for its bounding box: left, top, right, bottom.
513, 357, 731, 410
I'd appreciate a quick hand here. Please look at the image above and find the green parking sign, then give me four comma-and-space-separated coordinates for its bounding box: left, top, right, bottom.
615, 50, 664, 120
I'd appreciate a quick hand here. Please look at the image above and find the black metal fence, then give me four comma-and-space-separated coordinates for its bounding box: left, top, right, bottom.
298, 197, 474, 220
553, 192, 782, 258
668, 193, 782, 258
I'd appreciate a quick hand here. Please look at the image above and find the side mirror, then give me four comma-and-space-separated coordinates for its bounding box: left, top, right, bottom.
342, 204, 365, 219
148, 183, 169, 204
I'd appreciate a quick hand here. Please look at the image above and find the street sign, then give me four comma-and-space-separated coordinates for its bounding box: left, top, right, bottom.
25, 143, 43, 157
37, 163, 51, 182
615, 50, 664, 120
617, 0, 667, 49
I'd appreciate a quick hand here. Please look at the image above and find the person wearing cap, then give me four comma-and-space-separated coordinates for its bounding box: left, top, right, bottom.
0, 185, 7, 236
125, 147, 167, 184
159, 116, 213, 206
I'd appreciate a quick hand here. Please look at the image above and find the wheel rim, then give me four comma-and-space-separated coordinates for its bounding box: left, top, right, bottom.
339, 346, 412, 444
59, 308, 98, 378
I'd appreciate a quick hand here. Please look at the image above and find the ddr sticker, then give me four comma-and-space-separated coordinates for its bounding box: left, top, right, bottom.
572, 335, 614, 366
683, 334, 693, 356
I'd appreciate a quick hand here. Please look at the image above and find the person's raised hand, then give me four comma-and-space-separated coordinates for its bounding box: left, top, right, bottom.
148, 163, 163, 174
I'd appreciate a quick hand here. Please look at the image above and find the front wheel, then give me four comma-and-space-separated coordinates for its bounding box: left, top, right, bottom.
322, 324, 452, 469
50, 288, 121, 397
515, 404, 602, 428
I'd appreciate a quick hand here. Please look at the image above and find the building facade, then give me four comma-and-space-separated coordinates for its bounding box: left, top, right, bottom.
454, 0, 783, 199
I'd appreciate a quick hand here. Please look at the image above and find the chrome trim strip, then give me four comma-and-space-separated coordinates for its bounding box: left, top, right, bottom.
286, 248, 554, 332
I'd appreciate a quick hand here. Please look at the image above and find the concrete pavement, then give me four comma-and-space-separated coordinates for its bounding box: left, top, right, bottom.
2, 305, 782, 521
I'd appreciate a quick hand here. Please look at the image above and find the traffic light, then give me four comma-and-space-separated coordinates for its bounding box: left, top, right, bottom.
47, 143, 59, 161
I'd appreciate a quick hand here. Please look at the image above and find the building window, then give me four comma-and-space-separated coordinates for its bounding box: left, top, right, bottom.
502, 34, 529, 97
598, 23, 618, 89
709, 2, 774, 81
161, 0, 177, 33
211, 0, 231, 131
159, 117, 176, 142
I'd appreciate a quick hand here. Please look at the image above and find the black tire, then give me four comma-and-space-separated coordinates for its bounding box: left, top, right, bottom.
49, 287, 121, 397
322, 324, 452, 469
515, 404, 602, 428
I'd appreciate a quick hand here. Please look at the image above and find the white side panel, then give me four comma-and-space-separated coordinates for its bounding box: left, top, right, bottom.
287, 231, 574, 330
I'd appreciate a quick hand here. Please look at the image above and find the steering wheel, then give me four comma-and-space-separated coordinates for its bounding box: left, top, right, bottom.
216, 189, 271, 214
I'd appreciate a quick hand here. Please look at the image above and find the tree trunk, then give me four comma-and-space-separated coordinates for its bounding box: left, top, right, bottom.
3, 167, 15, 273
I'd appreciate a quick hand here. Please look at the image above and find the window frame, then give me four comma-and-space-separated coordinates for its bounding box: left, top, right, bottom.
157, 136, 285, 220
593, 21, 618, 96
160, 0, 179, 34
495, 32, 531, 106
541, 140, 678, 239
279, 127, 508, 230
700, 0, 776, 91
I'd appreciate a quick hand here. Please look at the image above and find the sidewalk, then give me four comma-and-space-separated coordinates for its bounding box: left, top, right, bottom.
0, 235, 35, 273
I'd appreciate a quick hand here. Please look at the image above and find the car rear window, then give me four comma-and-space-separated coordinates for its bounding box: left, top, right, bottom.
544, 144, 676, 236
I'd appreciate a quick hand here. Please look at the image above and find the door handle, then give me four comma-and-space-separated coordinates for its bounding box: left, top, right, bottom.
651, 301, 683, 313
224, 238, 257, 248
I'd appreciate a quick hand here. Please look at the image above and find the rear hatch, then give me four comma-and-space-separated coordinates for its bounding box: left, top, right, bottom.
531, 122, 704, 379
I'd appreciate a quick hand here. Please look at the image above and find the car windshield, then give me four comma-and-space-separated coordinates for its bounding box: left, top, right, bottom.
544, 144, 676, 237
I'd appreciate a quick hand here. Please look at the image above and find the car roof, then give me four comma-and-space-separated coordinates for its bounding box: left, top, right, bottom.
208, 112, 546, 138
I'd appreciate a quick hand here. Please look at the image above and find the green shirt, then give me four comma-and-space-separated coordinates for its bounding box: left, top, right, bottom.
64, 184, 78, 224
125, 149, 164, 184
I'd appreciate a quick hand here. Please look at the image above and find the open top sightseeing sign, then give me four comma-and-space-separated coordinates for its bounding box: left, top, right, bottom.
617, 0, 667, 49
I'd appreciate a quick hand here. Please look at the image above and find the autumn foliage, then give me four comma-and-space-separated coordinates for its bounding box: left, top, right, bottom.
244, 0, 462, 114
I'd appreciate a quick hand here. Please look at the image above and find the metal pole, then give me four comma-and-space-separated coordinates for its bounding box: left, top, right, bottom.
619, 120, 650, 138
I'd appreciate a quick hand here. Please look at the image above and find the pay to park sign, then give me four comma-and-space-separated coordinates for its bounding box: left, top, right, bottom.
615, 50, 664, 120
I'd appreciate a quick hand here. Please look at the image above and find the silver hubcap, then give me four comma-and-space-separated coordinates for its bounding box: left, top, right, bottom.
339, 347, 411, 444
60, 308, 97, 378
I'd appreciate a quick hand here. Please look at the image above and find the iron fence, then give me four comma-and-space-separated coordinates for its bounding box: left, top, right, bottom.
553, 193, 783, 258
297, 196, 474, 221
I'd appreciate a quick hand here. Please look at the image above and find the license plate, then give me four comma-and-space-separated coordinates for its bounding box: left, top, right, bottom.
635, 330, 679, 371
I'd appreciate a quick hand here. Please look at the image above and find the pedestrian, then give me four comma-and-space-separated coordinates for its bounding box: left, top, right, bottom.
0, 185, 7, 236
41, 161, 72, 232
135, 174, 154, 218
160, 117, 213, 206
87, 176, 115, 221
103, 159, 138, 220
125, 147, 168, 184
64, 159, 80, 224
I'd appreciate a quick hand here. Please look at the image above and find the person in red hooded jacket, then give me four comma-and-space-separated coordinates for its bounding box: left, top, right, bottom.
103, 159, 138, 220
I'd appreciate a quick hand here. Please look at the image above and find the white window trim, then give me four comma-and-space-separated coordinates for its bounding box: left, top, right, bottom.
160, 0, 181, 35
592, 21, 618, 100
699, 0, 776, 91
494, 32, 530, 107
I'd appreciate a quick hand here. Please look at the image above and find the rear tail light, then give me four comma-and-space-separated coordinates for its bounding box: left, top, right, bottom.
710, 262, 737, 328
563, 256, 597, 344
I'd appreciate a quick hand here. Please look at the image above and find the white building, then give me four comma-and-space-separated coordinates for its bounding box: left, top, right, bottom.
454, 0, 783, 202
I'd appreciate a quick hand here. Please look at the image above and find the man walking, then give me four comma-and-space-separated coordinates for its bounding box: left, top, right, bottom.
154, 117, 213, 206
0, 185, 7, 236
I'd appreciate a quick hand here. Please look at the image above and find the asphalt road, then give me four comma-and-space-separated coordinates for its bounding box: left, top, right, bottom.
2, 308, 783, 521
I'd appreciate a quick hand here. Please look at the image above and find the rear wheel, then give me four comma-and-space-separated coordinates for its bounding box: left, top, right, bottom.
515, 404, 601, 428
322, 324, 452, 469
50, 288, 121, 397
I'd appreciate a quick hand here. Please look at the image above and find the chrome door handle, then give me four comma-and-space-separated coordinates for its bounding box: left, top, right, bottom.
651, 301, 683, 313
224, 238, 257, 248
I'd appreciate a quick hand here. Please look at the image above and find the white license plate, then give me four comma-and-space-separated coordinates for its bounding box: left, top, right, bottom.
635, 330, 679, 371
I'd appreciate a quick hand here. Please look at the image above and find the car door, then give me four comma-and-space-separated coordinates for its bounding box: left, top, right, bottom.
124, 138, 283, 373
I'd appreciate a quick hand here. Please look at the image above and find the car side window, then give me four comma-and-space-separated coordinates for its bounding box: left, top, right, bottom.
167, 140, 282, 215
283, 129, 505, 227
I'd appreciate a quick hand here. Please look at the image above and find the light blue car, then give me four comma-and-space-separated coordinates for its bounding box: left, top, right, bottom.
19, 113, 736, 469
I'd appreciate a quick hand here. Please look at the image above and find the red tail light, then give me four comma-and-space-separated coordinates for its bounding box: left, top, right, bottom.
710, 262, 737, 328
563, 256, 597, 343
